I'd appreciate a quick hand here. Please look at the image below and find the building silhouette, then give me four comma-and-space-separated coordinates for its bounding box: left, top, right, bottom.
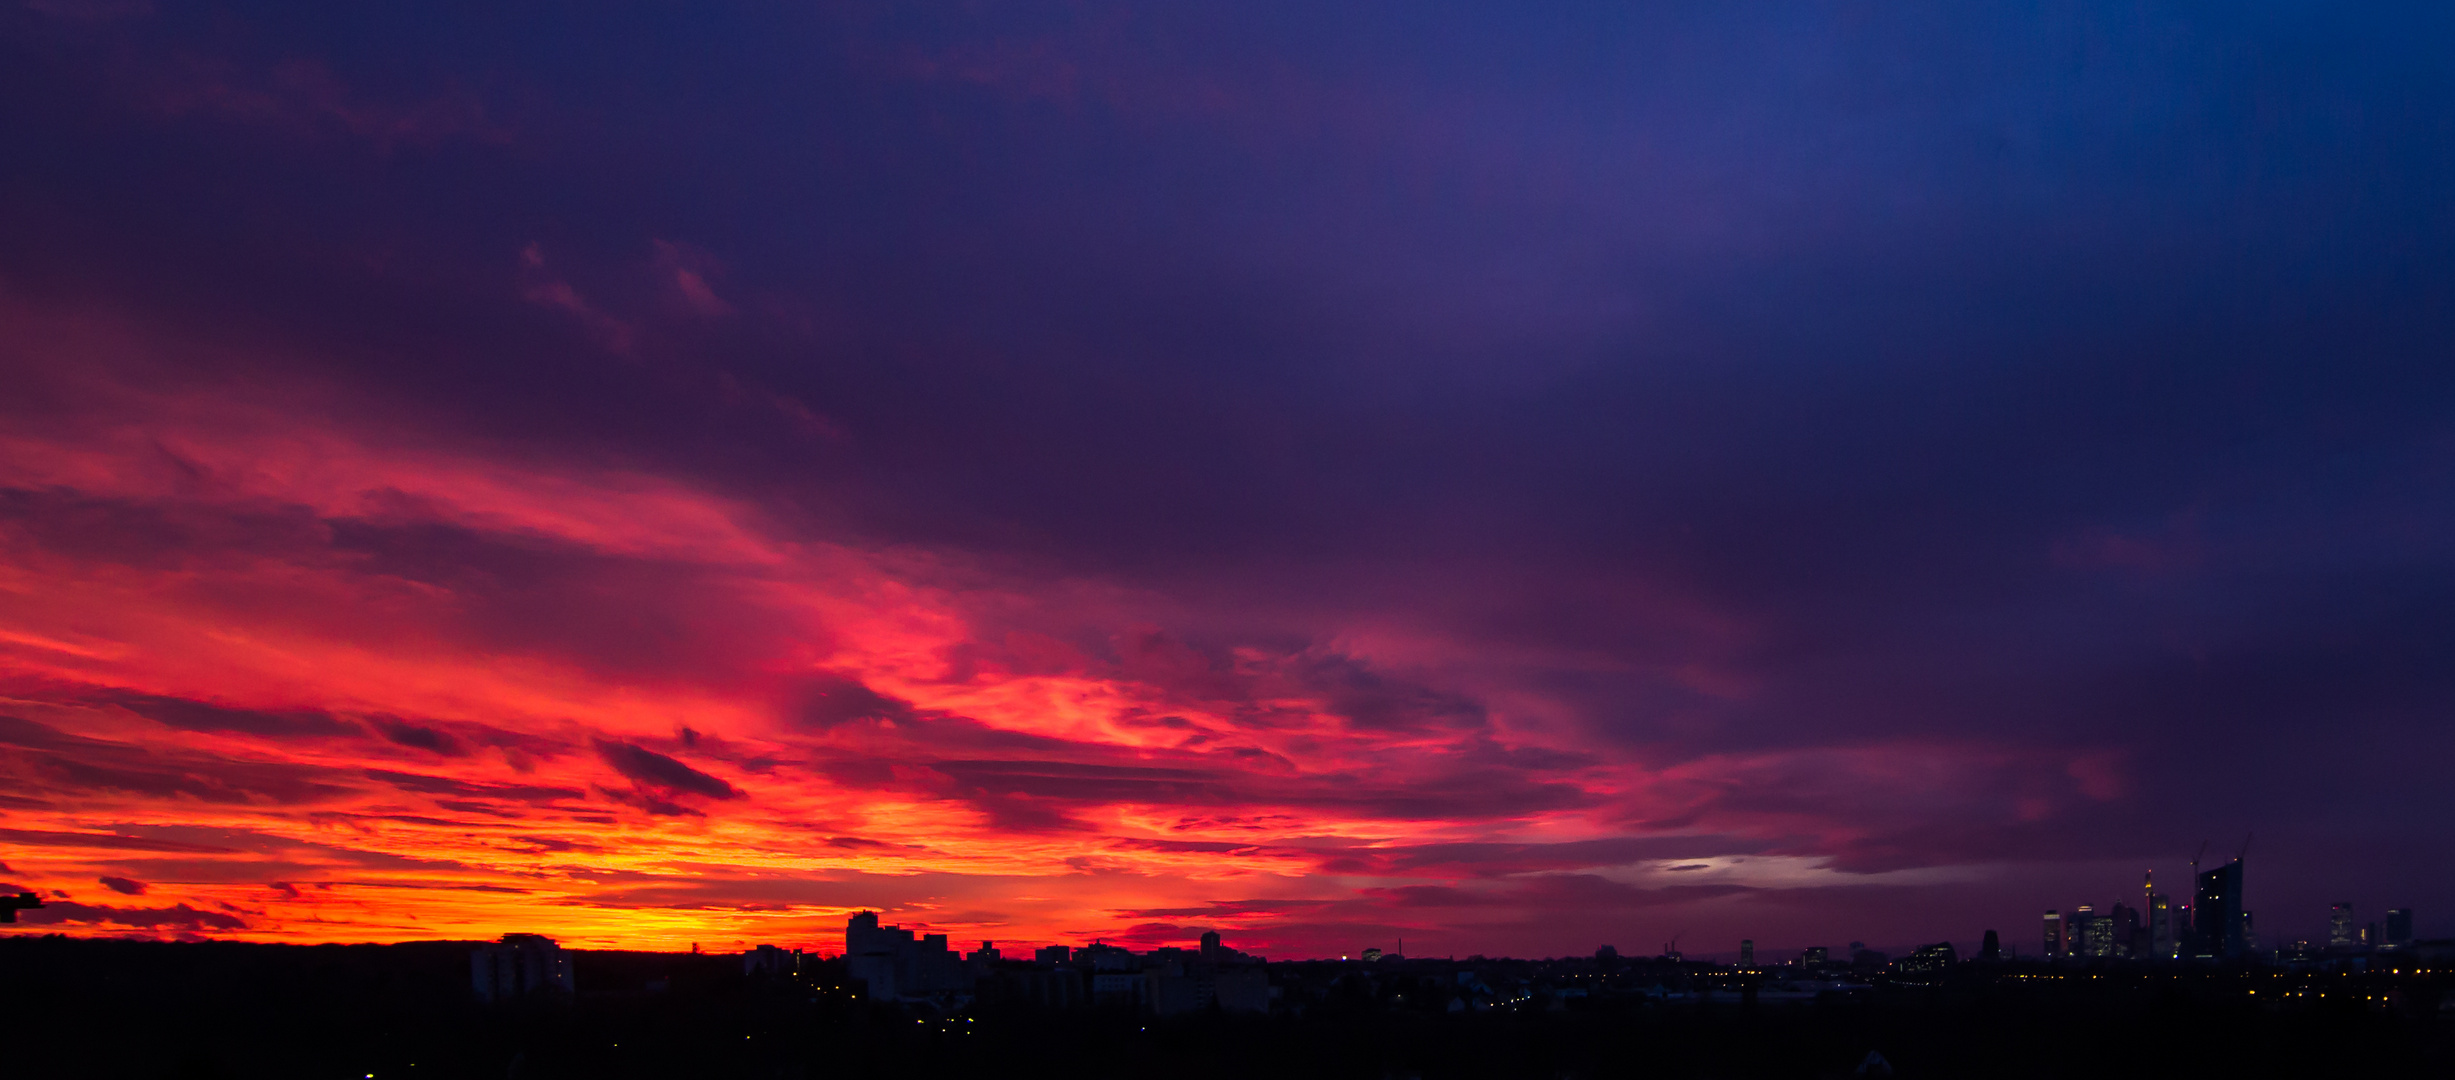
2072, 905, 2115, 957
1142, 943, 1269, 1016
1896, 942, 1957, 983
2384, 908, 2414, 950
2328, 903, 2356, 949
2192, 859, 2246, 958
0, 892, 40, 923
2147, 889, 2178, 958
743, 943, 800, 977
844, 911, 969, 1000
471, 934, 575, 1003
2107, 903, 2139, 958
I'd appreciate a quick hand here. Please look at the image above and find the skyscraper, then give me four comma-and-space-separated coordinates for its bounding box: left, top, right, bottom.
1739, 939, 1755, 967
2043, 910, 2064, 958
2328, 903, 2355, 949
2148, 891, 2176, 959
2108, 902, 2140, 958
2385, 909, 2414, 950
2193, 858, 2246, 958
2076, 905, 2115, 958
2173, 889, 2192, 958
2140, 871, 2159, 956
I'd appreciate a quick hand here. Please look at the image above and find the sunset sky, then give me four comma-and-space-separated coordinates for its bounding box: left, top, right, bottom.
4, 2, 2454, 960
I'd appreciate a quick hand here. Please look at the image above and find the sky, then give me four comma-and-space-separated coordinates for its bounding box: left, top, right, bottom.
3, 1, 2454, 961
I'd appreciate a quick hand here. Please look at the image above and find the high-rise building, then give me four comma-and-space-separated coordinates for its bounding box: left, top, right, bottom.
2148, 892, 2176, 959
1979, 929, 2001, 962
2192, 859, 2246, 958
2043, 910, 2064, 958
1739, 939, 1755, 967
471, 934, 575, 1003
2107, 903, 2140, 958
2328, 903, 2356, 949
2064, 905, 2100, 957
2173, 890, 2192, 957
2138, 871, 2158, 956
2385, 909, 2414, 950
844, 911, 970, 1000
1802, 946, 1829, 966
2076, 905, 2117, 958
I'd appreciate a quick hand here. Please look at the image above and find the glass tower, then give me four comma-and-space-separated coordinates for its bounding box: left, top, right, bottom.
2193, 859, 2245, 958
2385, 909, 2413, 950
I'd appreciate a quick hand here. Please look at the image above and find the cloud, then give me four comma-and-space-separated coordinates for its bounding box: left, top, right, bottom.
98, 875, 147, 895
0, 828, 237, 854
518, 245, 636, 353
792, 673, 920, 728
144, 55, 513, 151
360, 769, 585, 805
0, 713, 360, 806
107, 692, 353, 739
653, 240, 736, 318
367, 716, 469, 757
592, 739, 744, 801
16, 900, 247, 932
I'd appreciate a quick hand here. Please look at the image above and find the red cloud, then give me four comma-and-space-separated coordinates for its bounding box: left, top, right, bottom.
0, 307, 2139, 954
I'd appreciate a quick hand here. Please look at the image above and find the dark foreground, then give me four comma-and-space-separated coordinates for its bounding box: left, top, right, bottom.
2, 936, 2449, 1079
